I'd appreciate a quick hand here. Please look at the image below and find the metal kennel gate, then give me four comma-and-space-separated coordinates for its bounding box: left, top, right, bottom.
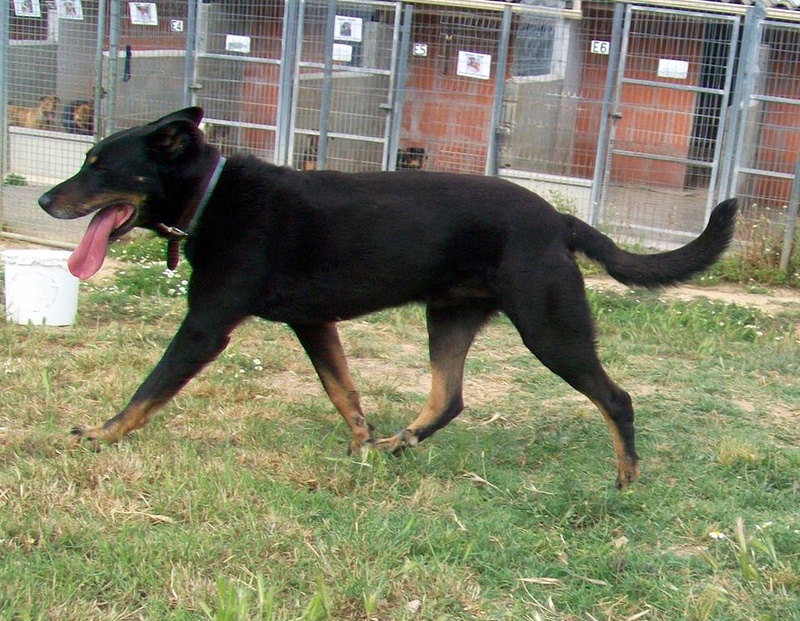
191, 0, 404, 172
592, 3, 740, 247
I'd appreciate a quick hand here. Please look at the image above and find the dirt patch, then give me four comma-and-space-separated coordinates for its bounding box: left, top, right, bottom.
585, 275, 800, 316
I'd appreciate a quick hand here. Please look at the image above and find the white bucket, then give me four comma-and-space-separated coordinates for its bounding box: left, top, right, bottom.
2, 249, 79, 326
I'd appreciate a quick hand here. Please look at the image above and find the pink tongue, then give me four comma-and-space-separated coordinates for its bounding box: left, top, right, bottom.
69, 205, 134, 280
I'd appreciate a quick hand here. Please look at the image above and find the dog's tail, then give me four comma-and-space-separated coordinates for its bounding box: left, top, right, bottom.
564, 198, 737, 288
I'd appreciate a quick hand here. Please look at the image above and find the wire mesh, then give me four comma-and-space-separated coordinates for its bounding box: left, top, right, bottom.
599, 6, 738, 248
0, 0, 798, 261
3, 0, 104, 243
397, 8, 500, 175
194, 1, 284, 161
294, 0, 398, 172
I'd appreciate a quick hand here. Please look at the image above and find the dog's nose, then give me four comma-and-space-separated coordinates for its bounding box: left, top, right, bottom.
38, 192, 53, 211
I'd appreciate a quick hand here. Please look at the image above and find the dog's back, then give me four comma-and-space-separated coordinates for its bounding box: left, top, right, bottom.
9, 96, 59, 129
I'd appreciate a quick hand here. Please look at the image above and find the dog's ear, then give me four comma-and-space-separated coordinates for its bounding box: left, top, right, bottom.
147, 119, 202, 160
148, 107, 204, 128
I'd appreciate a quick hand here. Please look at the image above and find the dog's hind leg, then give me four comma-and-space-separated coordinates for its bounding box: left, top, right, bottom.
499, 255, 639, 489
375, 300, 495, 453
72, 310, 240, 444
291, 322, 375, 454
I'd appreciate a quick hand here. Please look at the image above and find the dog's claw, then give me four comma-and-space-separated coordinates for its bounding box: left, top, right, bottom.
374, 429, 417, 455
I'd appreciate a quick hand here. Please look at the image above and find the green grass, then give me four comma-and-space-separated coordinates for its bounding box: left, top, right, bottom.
0, 241, 798, 620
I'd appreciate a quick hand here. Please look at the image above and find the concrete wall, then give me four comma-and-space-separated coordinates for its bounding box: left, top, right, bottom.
7, 128, 93, 184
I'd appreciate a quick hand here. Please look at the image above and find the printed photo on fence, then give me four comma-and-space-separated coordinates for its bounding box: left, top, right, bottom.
14, 0, 41, 18
130, 2, 158, 26
457, 51, 491, 80
56, 0, 83, 20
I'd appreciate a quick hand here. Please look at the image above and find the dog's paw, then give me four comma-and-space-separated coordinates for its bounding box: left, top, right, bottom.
346, 422, 377, 456
69, 425, 109, 448
615, 458, 640, 490
374, 429, 417, 455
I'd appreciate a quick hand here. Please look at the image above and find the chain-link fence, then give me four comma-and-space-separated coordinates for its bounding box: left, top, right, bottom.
1, 0, 799, 268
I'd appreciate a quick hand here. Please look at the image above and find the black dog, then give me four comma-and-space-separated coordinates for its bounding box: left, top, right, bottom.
39, 108, 737, 489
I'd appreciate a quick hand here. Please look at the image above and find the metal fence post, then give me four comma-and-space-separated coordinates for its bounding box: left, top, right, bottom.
317, 0, 338, 170
106, 0, 122, 135
381, 3, 406, 171
722, 2, 766, 203
486, 5, 512, 177
781, 153, 800, 272
0, 0, 8, 227
183, 0, 199, 109
276, 0, 300, 167
94, 0, 108, 137
588, 1, 624, 226
386, 3, 413, 172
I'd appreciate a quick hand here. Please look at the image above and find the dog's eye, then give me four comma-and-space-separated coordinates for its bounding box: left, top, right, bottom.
90, 159, 107, 173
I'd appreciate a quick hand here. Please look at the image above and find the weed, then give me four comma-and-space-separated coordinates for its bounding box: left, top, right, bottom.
704, 202, 800, 288
3, 173, 27, 186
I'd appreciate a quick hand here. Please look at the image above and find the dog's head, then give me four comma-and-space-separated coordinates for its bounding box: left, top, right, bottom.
74, 102, 93, 127
39, 107, 212, 279
40, 95, 60, 119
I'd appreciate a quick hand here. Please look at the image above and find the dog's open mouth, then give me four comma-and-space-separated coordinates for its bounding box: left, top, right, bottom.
69, 204, 136, 280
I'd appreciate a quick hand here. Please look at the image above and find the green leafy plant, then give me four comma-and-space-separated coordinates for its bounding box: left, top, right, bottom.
3, 173, 27, 186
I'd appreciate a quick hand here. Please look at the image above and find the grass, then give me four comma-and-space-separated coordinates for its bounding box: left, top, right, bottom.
0, 237, 799, 620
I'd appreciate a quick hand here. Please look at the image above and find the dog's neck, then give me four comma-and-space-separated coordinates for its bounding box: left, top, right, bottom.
157, 153, 227, 270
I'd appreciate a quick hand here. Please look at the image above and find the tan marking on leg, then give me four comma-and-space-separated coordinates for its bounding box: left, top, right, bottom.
315, 368, 373, 453
72, 398, 162, 444
293, 323, 374, 453
375, 357, 463, 452
592, 399, 639, 489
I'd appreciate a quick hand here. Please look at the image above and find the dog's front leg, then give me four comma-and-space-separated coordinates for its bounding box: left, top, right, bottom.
72, 311, 240, 444
291, 323, 375, 454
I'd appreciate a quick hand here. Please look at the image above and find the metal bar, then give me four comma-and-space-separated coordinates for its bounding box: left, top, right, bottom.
276, 0, 300, 166
182, 0, 198, 108
296, 63, 391, 77
781, 152, 800, 271
589, 2, 625, 225
199, 53, 282, 66
94, 0, 108, 138
611, 149, 716, 167
382, 3, 407, 170
0, 0, 8, 226
317, 0, 338, 170
287, 0, 307, 169
106, 0, 122, 135
591, 5, 632, 224
627, 3, 746, 21
737, 167, 794, 181
607, 222, 704, 241
411, 0, 582, 20
202, 118, 278, 132
748, 93, 800, 107
620, 0, 800, 22
486, 5, 512, 177
386, 3, 413, 171
620, 77, 726, 96
726, 2, 767, 202
706, 13, 740, 219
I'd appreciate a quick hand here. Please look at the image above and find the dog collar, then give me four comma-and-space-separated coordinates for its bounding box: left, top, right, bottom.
158, 155, 226, 269
187, 154, 227, 235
